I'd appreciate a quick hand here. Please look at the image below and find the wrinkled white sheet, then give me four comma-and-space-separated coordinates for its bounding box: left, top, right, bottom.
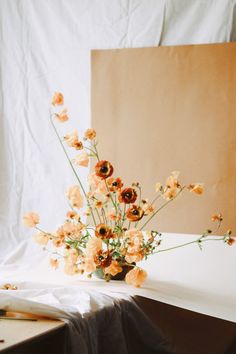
0, 285, 176, 354
0, 2, 236, 347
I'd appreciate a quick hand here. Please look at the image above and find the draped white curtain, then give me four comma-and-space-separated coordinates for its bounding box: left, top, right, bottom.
0, 0, 236, 260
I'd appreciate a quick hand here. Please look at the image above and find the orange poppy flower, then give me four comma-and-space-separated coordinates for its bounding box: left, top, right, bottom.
118, 188, 137, 204
95, 223, 113, 240
95, 160, 113, 179
107, 177, 123, 192
126, 205, 144, 222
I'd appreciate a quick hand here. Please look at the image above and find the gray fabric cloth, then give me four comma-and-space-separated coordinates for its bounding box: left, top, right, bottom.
0, 287, 175, 354
65, 299, 175, 354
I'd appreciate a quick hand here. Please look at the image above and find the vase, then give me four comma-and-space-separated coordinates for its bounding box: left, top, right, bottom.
93, 264, 134, 281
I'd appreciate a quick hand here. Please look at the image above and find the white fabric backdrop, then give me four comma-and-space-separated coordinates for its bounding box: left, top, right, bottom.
0, 0, 236, 259
0, 2, 236, 322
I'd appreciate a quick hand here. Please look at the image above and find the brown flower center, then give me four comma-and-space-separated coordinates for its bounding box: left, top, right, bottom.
99, 228, 107, 235
100, 166, 108, 173
125, 192, 131, 198
132, 209, 139, 215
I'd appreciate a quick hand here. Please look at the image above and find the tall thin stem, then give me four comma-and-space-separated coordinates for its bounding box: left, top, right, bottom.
140, 188, 185, 231
90, 140, 118, 220
50, 114, 96, 226
121, 204, 127, 229
35, 226, 56, 239
93, 143, 100, 161
153, 236, 225, 255
105, 180, 118, 214
95, 208, 102, 224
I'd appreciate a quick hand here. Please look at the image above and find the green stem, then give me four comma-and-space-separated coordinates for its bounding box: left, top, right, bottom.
93, 143, 100, 161
121, 204, 127, 229
91, 140, 118, 224
140, 187, 185, 231
105, 180, 117, 208
134, 186, 142, 228
95, 208, 102, 223
150, 192, 162, 206
101, 208, 107, 225
89, 139, 118, 225
35, 226, 56, 238
153, 236, 225, 254
135, 193, 162, 229
86, 227, 95, 231
84, 146, 97, 157
90, 139, 118, 216
50, 114, 96, 226
138, 186, 142, 206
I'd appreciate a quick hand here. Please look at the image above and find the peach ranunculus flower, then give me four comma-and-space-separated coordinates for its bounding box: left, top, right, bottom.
64, 130, 83, 150
83, 257, 97, 273
53, 237, 64, 248
84, 128, 96, 140
34, 231, 49, 245
95, 181, 107, 195
55, 108, 69, 123
64, 248, 79, 262
143, 202, 155, 215
88, 172, 107, 196
155, 182, 162, 192
88, 172, 101, 187
85, 237, 102, 256
83, 207, 91, 217
107, 208, 121, 221
163, 171, 181, 200
59, 221, 84, 241
64, 263, 78, 275
211, 213, 223, 222
66, 185, 84, 209
95, 200, 103, 208
188, 183, 204, 195
125, 251, 144, 264
73, 151, 89, 167
66, 210, 80, 220
125, 267, 147, 287
52, 92, 64, 106
56, 225, 66, 239
0, 284, 18, 290
166, 171, 180, 189
226, 234, 235, 246
23, 212, 40, 228
105, 261, 123, 276
124, 229, 144, 263
64, 248, 79, 275
125, 229, 143, 248
50, 258, 59, 269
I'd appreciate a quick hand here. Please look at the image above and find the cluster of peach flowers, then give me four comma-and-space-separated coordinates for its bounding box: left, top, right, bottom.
23, 93, 234, 288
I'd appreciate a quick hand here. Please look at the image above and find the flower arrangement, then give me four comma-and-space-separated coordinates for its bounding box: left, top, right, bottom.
23, 92, 234, 287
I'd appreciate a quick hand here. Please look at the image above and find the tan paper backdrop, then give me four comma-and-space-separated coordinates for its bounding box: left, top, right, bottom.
91, 43, 236, 235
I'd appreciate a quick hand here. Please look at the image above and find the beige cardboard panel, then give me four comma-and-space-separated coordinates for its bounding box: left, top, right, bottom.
91, 43, 236, 235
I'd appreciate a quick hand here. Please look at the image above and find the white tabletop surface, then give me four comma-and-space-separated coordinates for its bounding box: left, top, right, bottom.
1, 233, 235, 322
